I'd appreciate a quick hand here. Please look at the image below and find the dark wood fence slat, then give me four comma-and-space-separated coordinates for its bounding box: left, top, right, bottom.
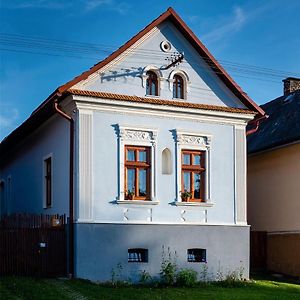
250, 231, 267, 272
0, 213, 67, 277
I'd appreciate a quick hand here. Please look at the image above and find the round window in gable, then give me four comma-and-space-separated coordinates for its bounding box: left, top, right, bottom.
160, 41, 172, 52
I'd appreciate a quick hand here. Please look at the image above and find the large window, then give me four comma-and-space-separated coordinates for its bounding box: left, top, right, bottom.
173, 74, 184, 99
146, 71, 158, 96
181, 150, 205, 202
125, 146, 151, 200
44, 157, 52, 208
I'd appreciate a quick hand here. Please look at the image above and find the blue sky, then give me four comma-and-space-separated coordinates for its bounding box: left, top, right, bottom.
1, 0, 300, 140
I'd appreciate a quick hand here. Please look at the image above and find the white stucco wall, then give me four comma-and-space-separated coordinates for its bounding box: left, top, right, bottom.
75, 99, 249, 226
74, 21, 246, 109
0, 115, 70, 215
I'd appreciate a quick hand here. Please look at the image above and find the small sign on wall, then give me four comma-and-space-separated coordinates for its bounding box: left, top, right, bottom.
39, 242, 47, 248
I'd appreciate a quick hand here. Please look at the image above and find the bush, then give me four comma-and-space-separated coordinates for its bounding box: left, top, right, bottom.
176, 269, 198, 287
216, 270, 247, 287
160, 246, 178, 285
138, 270, 152, 285
110, 263, 124, 286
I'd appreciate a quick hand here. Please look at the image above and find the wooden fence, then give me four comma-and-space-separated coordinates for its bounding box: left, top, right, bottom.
250, 231, 267, 272
0, 214, 67, 277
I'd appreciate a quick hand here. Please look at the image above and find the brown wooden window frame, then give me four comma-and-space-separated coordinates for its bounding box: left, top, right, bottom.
173, 74, 184, 99
124, 146, 151, 201
44, 157, 52, 208
146, 71, 158, 96
181, 149, 205, 202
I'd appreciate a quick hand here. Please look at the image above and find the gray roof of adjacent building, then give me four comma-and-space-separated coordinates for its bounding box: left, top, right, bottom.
247, 89, 300, 154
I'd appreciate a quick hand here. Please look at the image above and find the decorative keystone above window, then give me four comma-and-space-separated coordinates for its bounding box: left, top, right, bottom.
176, 134, 211, 147
119, 128, 157, 142
116, 125, 158, 204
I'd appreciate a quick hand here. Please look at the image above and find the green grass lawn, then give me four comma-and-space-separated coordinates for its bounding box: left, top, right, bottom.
0, 276, 299, 300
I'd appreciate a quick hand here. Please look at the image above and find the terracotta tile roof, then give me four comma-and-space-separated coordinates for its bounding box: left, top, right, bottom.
68, 89, 256, 115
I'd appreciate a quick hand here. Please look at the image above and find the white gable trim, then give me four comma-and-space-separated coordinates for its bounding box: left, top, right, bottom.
73, 27, 160, 89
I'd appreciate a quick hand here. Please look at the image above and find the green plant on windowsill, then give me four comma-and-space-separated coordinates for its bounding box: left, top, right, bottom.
126, 190, 135, 200
181, 190, 192, 202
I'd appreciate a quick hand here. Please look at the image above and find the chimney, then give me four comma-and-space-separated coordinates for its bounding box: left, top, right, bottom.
283, 77, 300, 96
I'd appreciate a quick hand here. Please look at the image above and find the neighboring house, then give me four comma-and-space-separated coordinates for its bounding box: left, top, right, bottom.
247, 77, 300, 277
0, 8, 264, 282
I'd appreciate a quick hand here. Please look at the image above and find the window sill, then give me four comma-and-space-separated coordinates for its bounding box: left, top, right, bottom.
117, 200, 159, 205
145, 94, 160, 98
175, 201, 214, 207
172, 97, 186, 101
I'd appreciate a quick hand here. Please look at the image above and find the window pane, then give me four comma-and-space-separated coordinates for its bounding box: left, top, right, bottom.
139, 169, 147, 196
46, 159, 51, 173
46, 178, 51, 206
151, 82, 156, 95
183, 154, 190, 165
173, 83, 176, 98
138, 150, 147, 162
146, 80, 150, 95
128, 248, 148, 262
193, 155, 200, 165
127, 169, 135, 193
183, 172, 191, 192
127, 150, 135, 161
178, 81, 182, 98
194, 173, 201, 199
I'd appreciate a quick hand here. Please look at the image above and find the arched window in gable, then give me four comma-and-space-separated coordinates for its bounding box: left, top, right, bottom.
173, 74, 184, 99
146, 71, 158, 96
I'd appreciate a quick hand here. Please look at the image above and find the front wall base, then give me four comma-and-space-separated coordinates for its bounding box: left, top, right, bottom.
75, 223, 249, 282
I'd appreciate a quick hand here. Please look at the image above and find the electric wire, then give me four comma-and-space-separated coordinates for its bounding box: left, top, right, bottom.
1, 33, 299, 78
1, 33, 299, 85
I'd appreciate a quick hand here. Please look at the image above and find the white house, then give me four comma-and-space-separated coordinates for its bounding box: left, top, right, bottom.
0, 8, 265, 281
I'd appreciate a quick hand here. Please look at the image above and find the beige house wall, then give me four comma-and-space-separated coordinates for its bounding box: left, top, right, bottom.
247, 142, 300, 232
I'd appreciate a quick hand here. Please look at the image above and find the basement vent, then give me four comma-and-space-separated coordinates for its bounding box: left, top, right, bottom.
128, 248, 148, 263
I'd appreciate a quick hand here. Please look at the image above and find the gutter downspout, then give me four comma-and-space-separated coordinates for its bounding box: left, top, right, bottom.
246, 115, 268, 136
54, 100, 74, 279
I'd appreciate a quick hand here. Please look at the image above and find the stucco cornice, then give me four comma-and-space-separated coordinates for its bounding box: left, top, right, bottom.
72, 95, 254, 126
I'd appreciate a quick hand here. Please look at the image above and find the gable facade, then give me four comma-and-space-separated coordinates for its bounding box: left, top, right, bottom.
0, 8, 264, 281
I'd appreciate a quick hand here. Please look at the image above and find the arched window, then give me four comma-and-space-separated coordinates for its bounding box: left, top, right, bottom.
173, 74, 184, 99
146, 71, 158, 96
